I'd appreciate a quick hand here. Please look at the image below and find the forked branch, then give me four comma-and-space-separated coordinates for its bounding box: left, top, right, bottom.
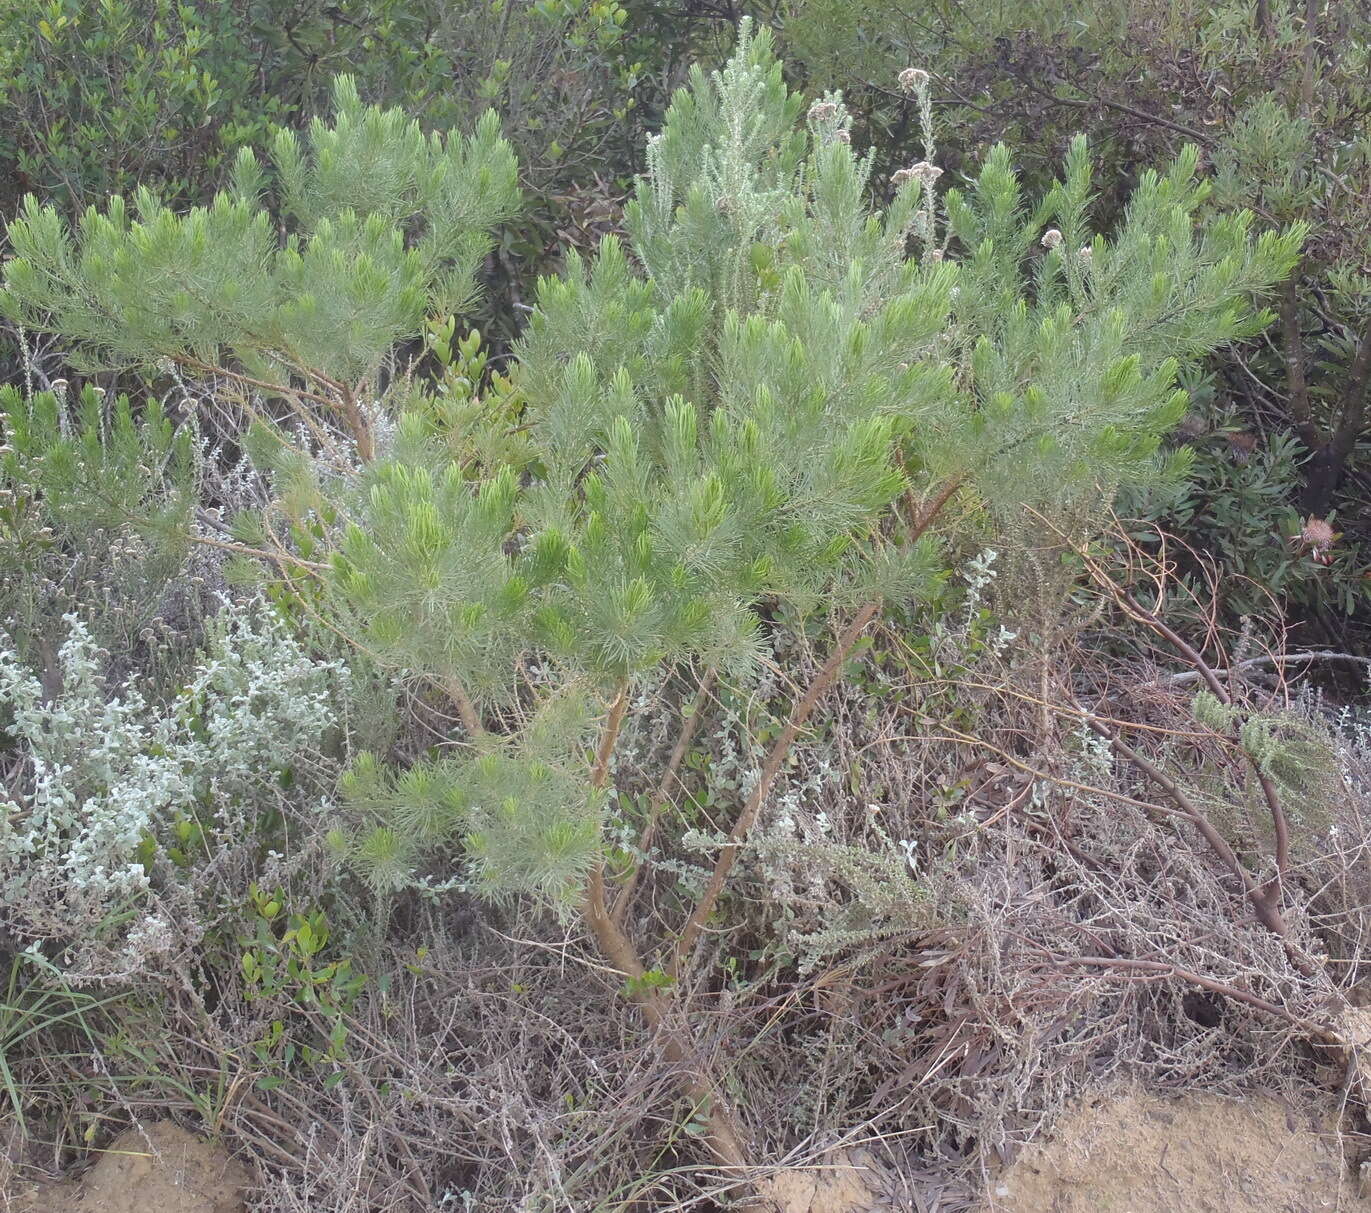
670, 599, 881, 979
578, 681, 755, 1175
671, 477, 961, 979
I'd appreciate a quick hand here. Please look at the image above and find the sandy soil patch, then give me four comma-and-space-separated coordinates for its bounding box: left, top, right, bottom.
985, 1087, 1370, 1212
8, 1121, 247, 1213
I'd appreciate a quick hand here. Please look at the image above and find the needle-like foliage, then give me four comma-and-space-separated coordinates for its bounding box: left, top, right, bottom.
2, 76, 519, 456
324, 24, 1300, 904
0, 23, 1306, 1176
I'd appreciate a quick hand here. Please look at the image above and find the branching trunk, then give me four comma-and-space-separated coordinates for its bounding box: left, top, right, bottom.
1084, 717, 1292, 938
577, 482, 963, 1180
581, 863, 752, 1173
672, 477, 961, 979
578, 683, 755, 1182
670, 599, 880, 979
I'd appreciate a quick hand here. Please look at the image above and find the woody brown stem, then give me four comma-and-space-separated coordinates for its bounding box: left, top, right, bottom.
1280, 275, 1318, 451
1255, 0, 1274, 40
671, 477, 961, 980
1300, 0, 1320, 114
1042, 952, 1336, 1041
444, 676, 484, 737
337, 382, 375, 463
611, 669, 716, 927
173, 354, 375, 462
670, 601, 880, 979
1284, 273, 1371, 516
581, 862, 752, 1173
589, 683, 630, 792
579, 683, 755, 1178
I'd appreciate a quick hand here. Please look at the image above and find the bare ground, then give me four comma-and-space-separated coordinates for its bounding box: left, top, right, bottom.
7, 1121, 247, 1213
984, 1087, 1371, 1213
5, 1090, 1370, 1213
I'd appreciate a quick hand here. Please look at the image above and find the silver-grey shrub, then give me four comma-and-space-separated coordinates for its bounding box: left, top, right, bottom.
0, 600, 348, 975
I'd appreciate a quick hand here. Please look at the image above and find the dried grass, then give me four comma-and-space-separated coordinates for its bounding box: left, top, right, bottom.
5, 543, 1370, 1211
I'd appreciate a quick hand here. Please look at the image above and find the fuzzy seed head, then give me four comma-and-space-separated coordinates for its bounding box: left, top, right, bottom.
1301, 516, 1336, 552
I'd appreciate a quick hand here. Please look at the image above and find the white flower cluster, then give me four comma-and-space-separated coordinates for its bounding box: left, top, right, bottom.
0, 602, 347, 962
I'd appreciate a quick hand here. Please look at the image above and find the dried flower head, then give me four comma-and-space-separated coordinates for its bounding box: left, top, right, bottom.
807, 100, 839, 122
834, 129, 850, 144
1299, 509, 1332, 548
1078, 245, 1093, 264
1225, 430, 1257, 464
1041, 228, 1064, 250
912, 160, 943, 186
891, 168, 915, 187
1295, 516, 1338, 564
1302, 516, 1335, 548
899, 67, 930, 93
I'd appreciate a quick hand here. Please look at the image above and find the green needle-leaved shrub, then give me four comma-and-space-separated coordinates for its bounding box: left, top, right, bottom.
323, 26, 1300, 896
2, 76, 519, 462
320, 25, 1300, 1171
0, 22, 1303, 1177
0, 381, 205, 678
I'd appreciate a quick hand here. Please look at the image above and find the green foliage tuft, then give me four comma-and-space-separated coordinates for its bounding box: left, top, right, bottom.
308, 29, 1299, 900
2, 77, 520, 453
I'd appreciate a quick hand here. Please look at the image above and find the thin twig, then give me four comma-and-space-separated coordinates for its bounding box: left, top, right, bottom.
1021, 77, 1210, 143
611, 669, 715, 927
186, 529, 328, 571
1160, 650, 1371, 687
1084, 714, 1289, 937
1063, 522, 1298, 908
1041, 953, 1338, 1042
